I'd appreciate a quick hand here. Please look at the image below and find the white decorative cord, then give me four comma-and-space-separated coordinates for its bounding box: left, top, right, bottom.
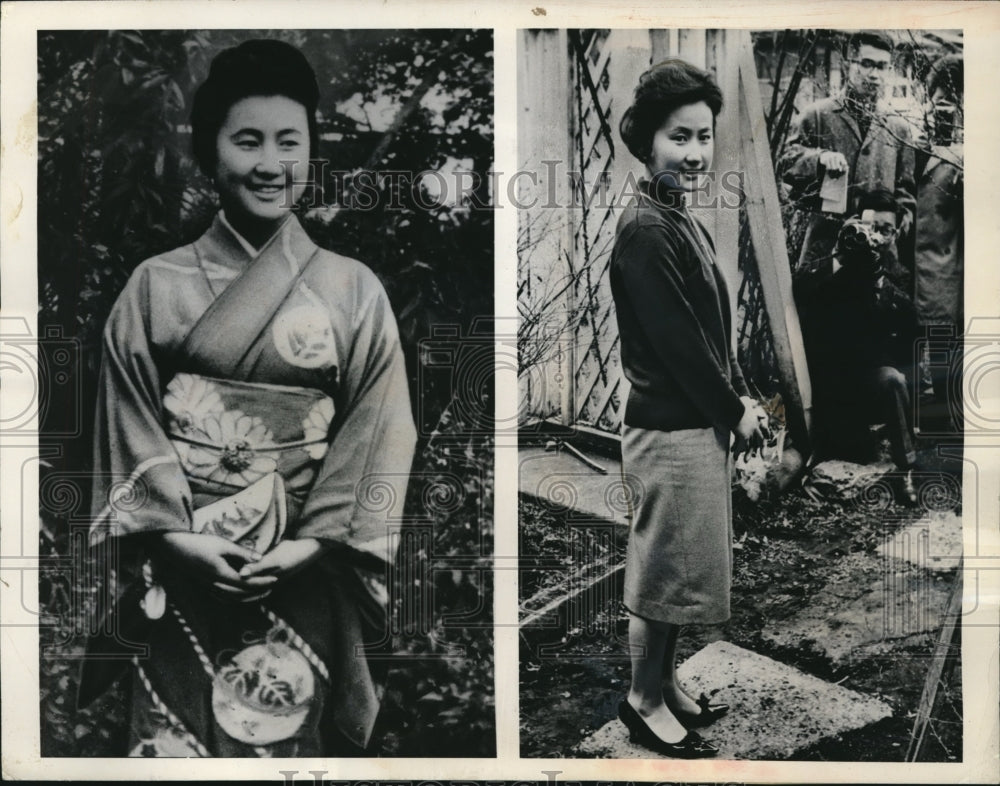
132, 657, 210, 757
169, 604, 216, 680
262, 606, 331, 682
135, 602, 330, 757
169, 601, 330, 684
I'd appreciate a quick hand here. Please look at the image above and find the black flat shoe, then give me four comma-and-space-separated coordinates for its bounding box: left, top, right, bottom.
617, 700, 719, 759
665, 692, 730, 728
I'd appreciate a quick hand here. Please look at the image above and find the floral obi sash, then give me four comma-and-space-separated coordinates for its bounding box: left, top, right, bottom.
162, 372, 334, 520
120, 373, 340, 752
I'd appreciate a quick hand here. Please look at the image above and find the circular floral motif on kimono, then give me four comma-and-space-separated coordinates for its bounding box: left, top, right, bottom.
212, 639, 315, 745
220, 438, 256, 472
181, 409, 279, 487
163, 373, 225, 434
301, 397, 335, 460
272, 305, 336, 370
128, 725, 204, 757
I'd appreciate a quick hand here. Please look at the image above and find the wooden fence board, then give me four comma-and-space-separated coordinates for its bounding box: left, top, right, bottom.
736, 31, 813, 445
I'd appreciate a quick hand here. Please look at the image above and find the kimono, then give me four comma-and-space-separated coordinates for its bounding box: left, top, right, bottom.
81, 212, 417, 757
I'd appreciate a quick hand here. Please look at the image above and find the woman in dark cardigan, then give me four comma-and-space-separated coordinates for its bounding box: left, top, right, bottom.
609, 58, 766, 758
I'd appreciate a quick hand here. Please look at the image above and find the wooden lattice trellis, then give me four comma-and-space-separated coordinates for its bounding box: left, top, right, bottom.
569, 30, 623, 432
518, 29, 812, 447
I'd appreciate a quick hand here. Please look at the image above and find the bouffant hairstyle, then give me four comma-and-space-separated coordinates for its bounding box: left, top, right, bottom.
190, 39, 320, 177
619, 58, 723, 165
928, 53, 963, 100
847, 31, 894, 56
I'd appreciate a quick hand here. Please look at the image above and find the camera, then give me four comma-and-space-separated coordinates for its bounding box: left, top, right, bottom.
932, 101, 958, 146
836, 219, 883, 271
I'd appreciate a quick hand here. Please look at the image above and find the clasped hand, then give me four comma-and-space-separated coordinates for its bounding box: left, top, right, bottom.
159, 531, 327, 601
732, 396, 769, 460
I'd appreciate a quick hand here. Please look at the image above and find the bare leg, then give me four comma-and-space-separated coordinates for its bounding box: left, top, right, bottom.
626, 613, 686, 743
661, 623, 701, 714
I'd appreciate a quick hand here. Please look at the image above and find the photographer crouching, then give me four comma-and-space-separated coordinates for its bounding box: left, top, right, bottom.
794, 188, 919, 479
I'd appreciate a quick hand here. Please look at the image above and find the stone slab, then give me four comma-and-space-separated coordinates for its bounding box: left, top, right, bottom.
575, 641, 892, 760
519, 446, 630, 526
802, 459, 895, 503
762, 553, 955, 665
876, 511, 963, 571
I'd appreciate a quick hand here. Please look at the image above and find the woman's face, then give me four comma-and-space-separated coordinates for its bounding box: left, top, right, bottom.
214, 94, 310, 238
647, 100, 715, 191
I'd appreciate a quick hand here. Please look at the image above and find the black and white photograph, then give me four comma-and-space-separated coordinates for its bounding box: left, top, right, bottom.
28, 27, 495, 759
518, 27, 970, 761
1, 1, 998, 784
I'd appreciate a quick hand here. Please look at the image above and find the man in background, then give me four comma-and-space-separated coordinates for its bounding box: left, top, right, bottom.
914, 53, 964, 434
794, 189, 918, 473
781, 31, 916, 289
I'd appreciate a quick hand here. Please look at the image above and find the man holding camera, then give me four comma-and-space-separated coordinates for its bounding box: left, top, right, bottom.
780, 32, 915, 287
794, 189, 918, 473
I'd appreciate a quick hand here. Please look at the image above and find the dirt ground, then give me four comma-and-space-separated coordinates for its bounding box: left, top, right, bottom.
518, 446, 963, 761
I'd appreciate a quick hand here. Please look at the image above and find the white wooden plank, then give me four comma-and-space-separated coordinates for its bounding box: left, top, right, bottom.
519, 30, 576, 422
713, 28, 742, 333
735, 31, 813, 445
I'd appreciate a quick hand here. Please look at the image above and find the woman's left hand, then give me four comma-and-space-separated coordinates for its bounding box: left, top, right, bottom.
733, 396, 769, 459
238, 538, 328, 583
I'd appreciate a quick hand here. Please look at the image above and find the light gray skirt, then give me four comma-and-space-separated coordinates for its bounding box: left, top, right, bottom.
621, 424, 733, 626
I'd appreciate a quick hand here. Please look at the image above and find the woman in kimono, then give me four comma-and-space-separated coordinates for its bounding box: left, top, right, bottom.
609, 59, 766, 758
80, 39, 416, 757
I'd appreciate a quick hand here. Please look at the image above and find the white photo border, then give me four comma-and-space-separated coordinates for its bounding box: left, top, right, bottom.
2, 0, 998, 782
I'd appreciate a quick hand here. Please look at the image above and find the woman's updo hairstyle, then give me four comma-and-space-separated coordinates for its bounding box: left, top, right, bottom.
619, 58, 723, 164
191, 39, 320, 177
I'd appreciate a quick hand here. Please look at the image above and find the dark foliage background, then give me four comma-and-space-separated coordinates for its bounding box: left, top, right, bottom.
37, 29, 494, 757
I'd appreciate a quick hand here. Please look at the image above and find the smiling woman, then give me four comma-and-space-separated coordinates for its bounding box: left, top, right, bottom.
610, 57, 767, 759
646, 101, 715, 192
189, 40, 319, 247
213, 95, 311, 244
78, 39, 417, 758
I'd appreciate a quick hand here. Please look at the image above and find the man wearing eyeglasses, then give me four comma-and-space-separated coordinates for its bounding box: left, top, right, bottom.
794, 188, 918, 479
780, 31, 916, 291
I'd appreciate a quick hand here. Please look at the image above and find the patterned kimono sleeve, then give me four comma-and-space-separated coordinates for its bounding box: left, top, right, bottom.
91, 262, 193, 544
294, 267, 416, 569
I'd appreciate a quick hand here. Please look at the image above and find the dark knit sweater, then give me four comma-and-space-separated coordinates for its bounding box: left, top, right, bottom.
609, 177, 750, 433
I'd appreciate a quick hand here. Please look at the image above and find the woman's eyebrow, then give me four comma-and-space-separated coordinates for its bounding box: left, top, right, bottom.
666, 125, 712, 134
228, 127, 304, 137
